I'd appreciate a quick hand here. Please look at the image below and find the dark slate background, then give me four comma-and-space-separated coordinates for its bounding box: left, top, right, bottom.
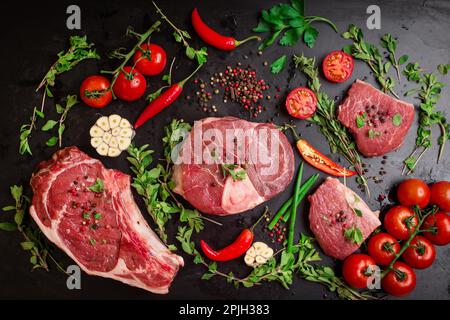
0, 0, 448, 300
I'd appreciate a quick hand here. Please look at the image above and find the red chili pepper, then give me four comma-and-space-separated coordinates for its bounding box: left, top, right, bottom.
134, 64, 203, 129
200, 210, 266, 262
287, 126, 356, 177
296, 138, 356, 178
191, 8, 260, 51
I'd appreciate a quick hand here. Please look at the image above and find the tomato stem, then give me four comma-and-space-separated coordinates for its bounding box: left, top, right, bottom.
178, 63, 203, 87
381, 205, 438, 278
100, 20, 161, 99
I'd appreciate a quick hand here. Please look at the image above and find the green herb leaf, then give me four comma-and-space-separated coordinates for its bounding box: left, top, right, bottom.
303, 26, 319, 48
344, 226, 364, 244
0, 222, 17, 231
353, 208, 363, 217
398, 55, 409, 65
221, 164, 247, 181
270, 55, 287, 74
20, 241, 35, 250
45, 136, 58, 147
368, 129, 382, 139
88, 178, 104, 193
41, 120, 57, 131
355, 113, 366, 128
392, 113, 402, 126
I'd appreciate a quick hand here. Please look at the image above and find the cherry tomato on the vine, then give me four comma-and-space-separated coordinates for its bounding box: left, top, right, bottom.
402, 236, 436, 269
112, 66, 147, 102
133, 43, 167, 76
384, 206, 418, 240
422, 212, 450, 246
381, 262, 416, 296
342, 254, 378, 289
79, 75, 112, 108
367, 233, 400, 266
397, 179, 430, 209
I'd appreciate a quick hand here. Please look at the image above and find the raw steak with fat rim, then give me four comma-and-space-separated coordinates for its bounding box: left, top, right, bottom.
172, 117, 295, 215
338, 80, 414, 157
30, 147, 183, 294
308, 177, 381, 260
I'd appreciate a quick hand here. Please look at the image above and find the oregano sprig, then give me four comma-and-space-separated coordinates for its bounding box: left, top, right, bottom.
342, 25, 399, 98
41, 95, 78, 148
1, 185, 65, 273
152, 1, 207, 65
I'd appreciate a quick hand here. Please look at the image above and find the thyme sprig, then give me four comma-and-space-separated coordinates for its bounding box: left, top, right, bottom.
1, 186, 65, 273
293, 54, 369, 194
342, 25, 399, 98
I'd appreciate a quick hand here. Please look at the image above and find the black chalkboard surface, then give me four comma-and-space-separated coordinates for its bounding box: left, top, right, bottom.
0, 0, 448, 300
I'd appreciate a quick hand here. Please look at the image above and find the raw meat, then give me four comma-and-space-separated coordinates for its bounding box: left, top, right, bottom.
338, 80, 414, 157
172, 117, 295, 215
29, 147, 183, 294
308, 177, 381, 260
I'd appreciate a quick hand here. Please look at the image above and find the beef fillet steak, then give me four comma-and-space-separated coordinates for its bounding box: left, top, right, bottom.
30, 147, 183, 294
172, 117, 295, 215
338, 80, 414, 157
308, 177, 381, 260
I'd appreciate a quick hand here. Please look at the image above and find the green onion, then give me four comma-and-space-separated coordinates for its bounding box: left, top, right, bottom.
288, 162, 304, 253
267, 173, 319, 229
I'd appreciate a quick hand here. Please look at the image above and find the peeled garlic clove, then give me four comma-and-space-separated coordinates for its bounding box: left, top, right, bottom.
119, 118, 131, 128
90, 125, 104, 138
117, 137, 131, 151
111, 127, 121, 137
246, 246, 256, 258
96, 143, 109, 156
109, 137, 118, 148
107, 147, 121, 157
255, 256, 267, 265
109, 114, 121, 129
119, 127, 133, 138
244, 254, 255, 267
260, 247, 274, 259
103, 132, 112, 144
96, 116, 110, 131
90, 137, 103, 148
253, 242, 268, 252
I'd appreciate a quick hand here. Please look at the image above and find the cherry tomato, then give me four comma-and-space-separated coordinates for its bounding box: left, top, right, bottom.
79, 75, 112, 108
402, 236, 436, 269
342, 254, 378, 289
429, 181, 450, 212
322, 50, 354, 83
367, 233, 400, 266
285, 87, 317, 119
112, 66, 147, 102
133, 43, 167, 76
397, 178, 430, 209
422, 212, 450, 246
381, 262, 416, 296
384, 206, 418, 240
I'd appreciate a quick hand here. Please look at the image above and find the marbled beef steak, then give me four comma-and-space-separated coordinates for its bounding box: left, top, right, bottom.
338, 80, 414, 157
172, 117, 295, 215
29, 147, 183, 294
308, 177, 381, 260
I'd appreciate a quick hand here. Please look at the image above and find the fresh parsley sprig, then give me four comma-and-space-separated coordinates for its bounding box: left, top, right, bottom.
41, 95, 78, 148
293, 54, 369, 194
253, 0, 338, 50
1, 185, 65, 273
342, 25, 399, 98
152, 1, 207, 65
402, 66, 449, 174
